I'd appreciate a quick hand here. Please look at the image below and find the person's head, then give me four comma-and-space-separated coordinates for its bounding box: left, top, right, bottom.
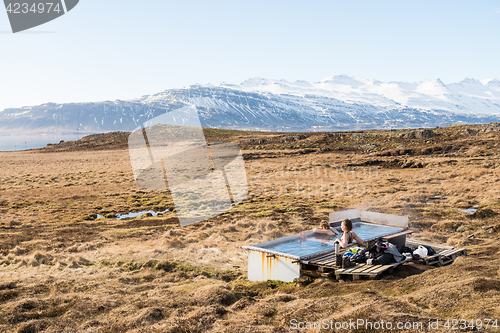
320, 220, 330, 229
341, 218, 352, 232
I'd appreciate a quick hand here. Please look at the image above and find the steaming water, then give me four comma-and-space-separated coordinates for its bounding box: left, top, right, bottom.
261, 223, 405, 257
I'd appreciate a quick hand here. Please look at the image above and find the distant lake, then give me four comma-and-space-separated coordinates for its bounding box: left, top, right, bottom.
0, 133, 94, 151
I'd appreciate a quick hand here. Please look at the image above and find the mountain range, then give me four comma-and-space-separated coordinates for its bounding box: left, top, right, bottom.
1, 75, 500, 133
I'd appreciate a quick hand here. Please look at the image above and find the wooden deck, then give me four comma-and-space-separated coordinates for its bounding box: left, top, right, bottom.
299, 238, 467, 280
301, 250, 412, 279
335, 257, 412, 280
301, 252, 338, 271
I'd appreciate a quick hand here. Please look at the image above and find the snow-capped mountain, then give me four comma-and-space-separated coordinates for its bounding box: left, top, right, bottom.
1, 75, 500, 133
233, 75, 500, 114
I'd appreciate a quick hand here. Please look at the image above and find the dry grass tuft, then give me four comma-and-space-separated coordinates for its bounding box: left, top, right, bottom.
162, 236, 185, 248
192, 284, 237, 306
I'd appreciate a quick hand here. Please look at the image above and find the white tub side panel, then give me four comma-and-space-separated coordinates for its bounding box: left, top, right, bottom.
247, 250, 301, 282
329, 209, 361, 223
360, 210, 408, 228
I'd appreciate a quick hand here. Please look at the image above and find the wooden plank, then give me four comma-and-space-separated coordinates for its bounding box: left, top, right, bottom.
382, 229, 414, 240
349, 264, 377, 274
335, 260, 409, 280
300, 255, 334, 265
313, 256, 338, 265
428, 248, 467, 266
344, 265, 363, 274
368, 262, 401, 275
421, 254, 440, 265
307, 253, 335, 263
422, 253, 440, 260
354, 264, 384, 275
308, 252, 337, 264
320, 255, 346, 267
312, 260, 336, 267
438, 249, 455, 256
357, 258, 409, 275
335, 265, 359, 274
370, 262, 403, 276
319, 255, 344, 265
406, 238, 454, 251
318, 259, 339, 267
300, 270, 322, 278
350, 264, 383, 275
439, 248, 466, 266
302, 251, 336, 265
338, 264, 368, 273
318, 266, 334, 273
368, 265, 393, 275
440, 257, 454, 266
356, 259, 408, 276
343, 264, 365, 272
426, 259, 442, 266
321, 271, 337, 278
445, 248, 467, 257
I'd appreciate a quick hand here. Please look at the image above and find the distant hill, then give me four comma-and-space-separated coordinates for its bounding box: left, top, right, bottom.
36, 122, 500, 157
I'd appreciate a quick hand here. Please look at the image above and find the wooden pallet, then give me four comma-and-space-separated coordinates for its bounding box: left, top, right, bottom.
335, 258, 411, 280
405, 238, 466, 266
300, 239, 466, 281
430, 248, 467, 266
301, 251, 337, 269
418, 252, 441, 265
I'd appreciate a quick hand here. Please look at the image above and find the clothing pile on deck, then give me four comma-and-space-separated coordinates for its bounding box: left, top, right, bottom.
348, 241, 435, 265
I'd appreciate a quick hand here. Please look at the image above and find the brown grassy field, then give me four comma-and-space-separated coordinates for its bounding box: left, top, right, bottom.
1, 124, 500, 332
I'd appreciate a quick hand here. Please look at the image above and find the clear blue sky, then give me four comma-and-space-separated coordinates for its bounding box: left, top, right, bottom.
1, 0, 499, 111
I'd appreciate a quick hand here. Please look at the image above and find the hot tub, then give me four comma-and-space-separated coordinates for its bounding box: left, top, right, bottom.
242, 209, 409, 282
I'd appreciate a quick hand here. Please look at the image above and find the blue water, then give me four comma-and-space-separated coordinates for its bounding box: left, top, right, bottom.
261, 223, 404, 257
263, 235, 338, 257
117, 208, 169, 220
0, 133, 94, 151
458, 208, 477, 213
352, 224, 404, 241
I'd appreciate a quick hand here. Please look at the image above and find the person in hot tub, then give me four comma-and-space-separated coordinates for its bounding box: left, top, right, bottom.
299, 220, 339, 239
334, 218, 363, 248
313, 220, 340, 236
